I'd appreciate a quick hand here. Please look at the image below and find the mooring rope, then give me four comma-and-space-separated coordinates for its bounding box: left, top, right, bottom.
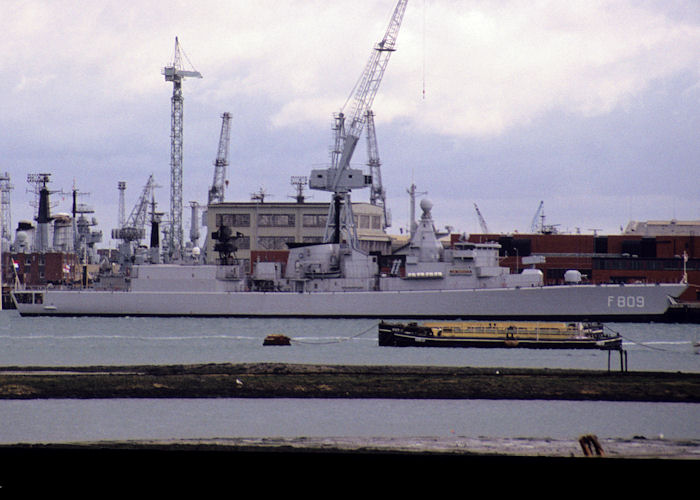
604, 325, 675, 352
290, 322, 380, 345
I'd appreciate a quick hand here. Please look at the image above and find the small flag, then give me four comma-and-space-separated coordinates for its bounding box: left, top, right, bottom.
12, 260, 19, 270
63, 264, 71, 274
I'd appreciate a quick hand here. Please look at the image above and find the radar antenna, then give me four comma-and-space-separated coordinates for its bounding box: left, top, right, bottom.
290, 176, 308, 203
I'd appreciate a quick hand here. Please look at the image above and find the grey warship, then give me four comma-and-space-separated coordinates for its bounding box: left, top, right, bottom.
8, 0, 688, 319
11, 198, 687, 320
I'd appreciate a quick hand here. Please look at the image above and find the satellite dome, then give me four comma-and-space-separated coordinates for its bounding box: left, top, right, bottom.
420, 198, 433, 214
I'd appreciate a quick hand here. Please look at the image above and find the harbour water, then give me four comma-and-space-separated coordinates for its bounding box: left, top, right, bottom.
0, 310, 698, 444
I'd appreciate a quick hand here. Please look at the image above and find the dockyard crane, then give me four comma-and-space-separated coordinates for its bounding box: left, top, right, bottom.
0, 172, 12, 253
0, 172, 11, 291
112, 175, 157, 263
113, 174, 156, 242
163, 37, 202, 261
199, 112, 232, 263
531, 201, 544, 233
208, 112, 232, 206
474, 203, 489, 234
366, 110, 390, 228
530, 200, 559, 234
309, 0, 408, 246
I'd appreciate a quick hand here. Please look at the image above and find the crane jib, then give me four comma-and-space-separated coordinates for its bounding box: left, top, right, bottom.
310, 0, 408, 246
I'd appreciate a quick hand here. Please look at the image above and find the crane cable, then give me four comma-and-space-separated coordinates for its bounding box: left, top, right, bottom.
291, 322, 379, 345
422, 0, 426, 100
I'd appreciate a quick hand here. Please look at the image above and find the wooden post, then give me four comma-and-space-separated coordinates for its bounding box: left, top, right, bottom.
579, 434, 605, 457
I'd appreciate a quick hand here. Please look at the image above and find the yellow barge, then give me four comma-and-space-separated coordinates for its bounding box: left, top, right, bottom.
378, 320, 622, 350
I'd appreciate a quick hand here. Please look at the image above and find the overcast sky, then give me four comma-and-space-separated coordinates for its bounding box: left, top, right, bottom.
2, 0, 699, 247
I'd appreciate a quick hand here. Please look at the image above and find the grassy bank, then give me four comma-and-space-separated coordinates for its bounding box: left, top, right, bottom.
1, 363, 699, 402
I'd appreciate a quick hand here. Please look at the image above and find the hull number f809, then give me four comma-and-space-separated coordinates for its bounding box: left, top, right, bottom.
608, 296, 645, 308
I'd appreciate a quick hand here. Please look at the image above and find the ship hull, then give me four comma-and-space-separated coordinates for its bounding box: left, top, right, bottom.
12, 283, 685, 321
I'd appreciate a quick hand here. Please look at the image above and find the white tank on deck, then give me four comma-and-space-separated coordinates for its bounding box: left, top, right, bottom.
521, 268, 544, 280
564, 270, 582, 283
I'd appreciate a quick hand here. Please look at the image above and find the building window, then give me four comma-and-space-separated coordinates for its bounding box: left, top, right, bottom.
216, 213, 251, 227
303, 214, 327, 227
371, 215, 382, 230
258, 214, 295, 227
594, 237, 608, 254
356, 215, 371, 229
257, 236, 295, 250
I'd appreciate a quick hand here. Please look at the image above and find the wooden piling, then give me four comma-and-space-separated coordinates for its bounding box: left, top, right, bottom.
579, 434, 605, 457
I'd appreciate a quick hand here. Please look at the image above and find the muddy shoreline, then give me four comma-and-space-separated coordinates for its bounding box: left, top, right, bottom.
1, 362, 699, 402
0, 435, 697, 492
3, 435, 698, 459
